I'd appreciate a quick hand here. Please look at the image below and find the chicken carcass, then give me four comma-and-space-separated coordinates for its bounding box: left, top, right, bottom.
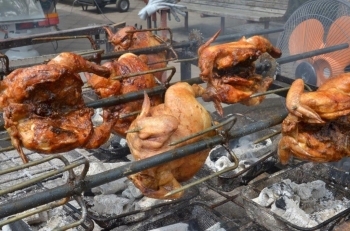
198, 30, 282, 116
126, 82, 215, 199
86, 53, 162, 137
278, 74, 350, 164
0, 52, 115, 163
104, 26, 167, 81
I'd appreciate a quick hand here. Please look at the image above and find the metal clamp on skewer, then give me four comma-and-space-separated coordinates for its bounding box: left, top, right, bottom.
0, 155, 90, 230
164, 115, 240, 197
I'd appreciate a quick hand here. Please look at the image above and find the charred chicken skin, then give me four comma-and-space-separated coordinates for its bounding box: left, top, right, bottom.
104, 26, 167, 81
0, 52, 114, 163
126, 82, 215, 199
278, 74, 350, 164
198, 30, 282, 116
86, 53, 162, 137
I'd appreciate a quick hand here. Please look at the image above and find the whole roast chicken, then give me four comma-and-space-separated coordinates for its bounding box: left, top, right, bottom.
0, 52, 115, 163
86, 53, 162, 137
126, 82, 215, 199
104, 26, 167, 81
278, 73, 350, 164
198, 30, 282, 116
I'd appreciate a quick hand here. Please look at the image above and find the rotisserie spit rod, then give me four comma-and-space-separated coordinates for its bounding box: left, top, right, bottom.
0, 110, 287, 219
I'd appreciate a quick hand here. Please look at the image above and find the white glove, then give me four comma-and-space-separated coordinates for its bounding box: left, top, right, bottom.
138, 0, 187, 22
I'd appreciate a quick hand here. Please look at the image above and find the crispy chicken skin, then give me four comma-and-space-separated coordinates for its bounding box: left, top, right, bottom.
198, 30, 282, 116
278, 74, 350, 164
0, 52, 114, 163
104, 26, 167, 81
126, 82, 215, 199
86, 53, 162, 137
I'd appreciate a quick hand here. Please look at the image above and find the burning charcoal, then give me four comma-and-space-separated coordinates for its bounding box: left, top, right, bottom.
252, 180, 294, 207
205, 222, 226, 231
148, 222, 189, 231
23, 210, 49, 224
252, 187, 276, 207
121, 181, 143, 199
209, 145, 227, 162
37, 207, 74, 231
253, 178, 350, 228
87, 162, 130, 194
275, 197, 287, 210
214, 156, 234, 171
2, 220, 31, 231
91, 194, 130, 215
271, 196, 318, 228
91, 177, 128, 195
110, 137, 123, 148
187, 219, 201, 231
135, 197, 165, 210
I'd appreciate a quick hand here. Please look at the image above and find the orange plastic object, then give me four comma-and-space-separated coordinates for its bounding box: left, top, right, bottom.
38, 13, 59, 27
313, 56, 342, 86
324, 16, 350, 70
288, 19, 325, 56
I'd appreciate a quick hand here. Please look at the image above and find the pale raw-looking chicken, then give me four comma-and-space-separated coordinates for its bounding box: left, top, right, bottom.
126, 82, 215, 199
104, 26, 167, 81
198, 30, 282, 116
278, 74, 350, 164
0, 52, 115, 163
86, 53, 162, 137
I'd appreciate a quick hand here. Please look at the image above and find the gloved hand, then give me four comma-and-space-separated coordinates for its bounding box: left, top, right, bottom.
138, 0, 187, 22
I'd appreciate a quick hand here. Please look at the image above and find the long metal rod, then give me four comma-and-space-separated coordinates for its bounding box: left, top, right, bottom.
0, 111, 287, 219
277, 43, 349, 64
85, 77, 204, 108
172, 27, 284, 49
0, 23, 125, 50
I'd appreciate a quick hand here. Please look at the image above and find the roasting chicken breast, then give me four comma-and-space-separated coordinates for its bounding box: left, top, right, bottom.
126, 82, 215, 199
0, 52, 114, 163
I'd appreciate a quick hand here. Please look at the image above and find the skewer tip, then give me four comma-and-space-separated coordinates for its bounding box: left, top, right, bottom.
125, 127, 142, 133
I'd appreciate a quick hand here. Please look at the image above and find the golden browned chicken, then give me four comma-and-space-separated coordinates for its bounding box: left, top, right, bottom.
0, 52, 114, 163
126, 82, 215, 199
278, 74, 350, 164
198, 30, 282, 116
86, 53, 162, 137
104, 26, 167, 81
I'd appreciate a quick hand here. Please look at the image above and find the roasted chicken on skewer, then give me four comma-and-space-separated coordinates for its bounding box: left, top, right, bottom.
0, 52, 115, 163
104, 26, 168, 81
86, 53, 162, 137
198, 30, 282, 116
278, 73, 350, 164
126, 82, 215, 199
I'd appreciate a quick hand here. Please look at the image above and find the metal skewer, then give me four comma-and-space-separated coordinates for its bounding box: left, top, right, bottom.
253, 129, 281, 144
164, 144, 240, 198
0, 111, 287, 219
169, 116, 237, 146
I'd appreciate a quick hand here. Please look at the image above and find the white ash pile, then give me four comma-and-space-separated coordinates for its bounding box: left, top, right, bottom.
205, 135, 273, 173
252, 179, 350, 228
83, 162, 168, 217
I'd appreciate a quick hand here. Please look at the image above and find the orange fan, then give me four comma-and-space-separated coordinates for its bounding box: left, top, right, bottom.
314, 16, 350, 85
288, 19, 325, 58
